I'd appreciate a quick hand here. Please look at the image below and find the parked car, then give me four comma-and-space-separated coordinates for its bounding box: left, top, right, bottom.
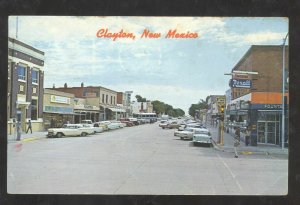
159, 120, 168, 127
161, 121, 180, 129
120, 118, 135, 127
101, 121, 120, 130
47, 124, 94, 138
193, 128, 212, 145
174, 127, 196, 140
81, 123, 103, 133
128, 118, 139, 125
94, 122, 109, 131
81, 120, 93, 124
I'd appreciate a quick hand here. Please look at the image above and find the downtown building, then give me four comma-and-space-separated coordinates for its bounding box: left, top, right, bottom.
51, 84, 127, 121
227, 45, 289, 147
7, 37, 44, 134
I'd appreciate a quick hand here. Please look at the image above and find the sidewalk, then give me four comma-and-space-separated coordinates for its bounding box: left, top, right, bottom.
7, 131, 48, 143
207, 125, 288, 156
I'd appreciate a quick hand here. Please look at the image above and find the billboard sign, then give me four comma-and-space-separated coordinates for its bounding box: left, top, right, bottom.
230, 79, 252, 88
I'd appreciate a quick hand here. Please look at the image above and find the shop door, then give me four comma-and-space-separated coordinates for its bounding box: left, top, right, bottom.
257, 122, 266, 143
257, 121, 277, 145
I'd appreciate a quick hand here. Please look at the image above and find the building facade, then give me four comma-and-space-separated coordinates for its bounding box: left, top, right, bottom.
43, 89, 75, 129
228, 45, 289, 147
51, 84, 122, 121
7, 37, 44, 134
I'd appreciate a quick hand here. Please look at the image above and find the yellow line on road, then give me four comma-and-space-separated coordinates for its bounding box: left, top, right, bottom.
21, 137, 40, 142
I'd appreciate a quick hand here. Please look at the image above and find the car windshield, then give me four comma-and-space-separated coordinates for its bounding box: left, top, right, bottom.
195, 130, 209, 135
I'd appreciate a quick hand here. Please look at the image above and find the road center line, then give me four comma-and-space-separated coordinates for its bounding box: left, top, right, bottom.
217, 153, 243, 193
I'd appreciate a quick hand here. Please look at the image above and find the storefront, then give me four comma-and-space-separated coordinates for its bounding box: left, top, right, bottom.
74, 104, 100, 123
229, 92, 288, 147
43, 89, 75, 129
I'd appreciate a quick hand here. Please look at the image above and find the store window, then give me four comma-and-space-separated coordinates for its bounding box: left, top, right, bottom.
31, 99, 38, 120
32, 70, 38, 83
18, 65, 26, 80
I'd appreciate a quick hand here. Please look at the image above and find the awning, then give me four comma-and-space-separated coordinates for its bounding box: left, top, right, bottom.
107, 108, 126, 113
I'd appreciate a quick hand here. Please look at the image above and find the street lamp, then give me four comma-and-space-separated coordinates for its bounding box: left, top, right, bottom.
282, 33, 288, 149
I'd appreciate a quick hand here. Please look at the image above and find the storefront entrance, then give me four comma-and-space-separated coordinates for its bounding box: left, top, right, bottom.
257, 121, 280, 145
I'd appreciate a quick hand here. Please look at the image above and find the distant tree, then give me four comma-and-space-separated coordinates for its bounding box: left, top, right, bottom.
188, 99, 208, 117
174, 108, 185, 117
152, 100, 165, 115
135, 95, 147, 102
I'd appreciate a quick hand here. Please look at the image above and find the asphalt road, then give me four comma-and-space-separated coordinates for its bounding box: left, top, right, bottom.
7, 123, 288, 195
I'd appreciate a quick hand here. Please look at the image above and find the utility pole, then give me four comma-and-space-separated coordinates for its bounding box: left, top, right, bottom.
282, 33, 288, 149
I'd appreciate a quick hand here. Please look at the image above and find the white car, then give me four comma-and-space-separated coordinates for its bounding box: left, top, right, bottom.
47, 124, 94, 138
174, 127, 198, 140
110, 120, 125, 128
101, 121, 120, 130
159, 120, 168, 127
81, 123, 103, 133
193, 128, 212, 145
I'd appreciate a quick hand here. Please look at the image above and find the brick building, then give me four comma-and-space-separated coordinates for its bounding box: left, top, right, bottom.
7, 37, 45, 134
227, 45, 289, 147
51, 84, 123, 121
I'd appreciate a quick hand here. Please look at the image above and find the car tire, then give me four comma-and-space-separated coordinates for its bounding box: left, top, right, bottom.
81, 132, 87, 137
56, 133, 63, 138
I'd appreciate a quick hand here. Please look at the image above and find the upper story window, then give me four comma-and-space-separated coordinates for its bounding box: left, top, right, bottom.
18, 65, 26, 80
111, 96, 113, 104
102, 94, 105, 103
32, 70, 38, 84
106, 95, 108, 104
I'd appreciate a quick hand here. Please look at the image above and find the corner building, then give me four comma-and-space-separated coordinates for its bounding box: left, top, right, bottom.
228, 45, 289, 147
7, 37, 44, 134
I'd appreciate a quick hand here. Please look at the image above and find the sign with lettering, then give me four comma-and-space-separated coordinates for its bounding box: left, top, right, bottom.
251, 104, 284, 110
50, 95, 70, 104
230, 79, 252, 88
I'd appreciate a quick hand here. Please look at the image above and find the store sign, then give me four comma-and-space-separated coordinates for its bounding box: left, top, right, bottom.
50, 95, 70, 104
230, 79, 252, 88
251, 104, 283, 110
44, 106, 73, 114
84, 92, 97, 97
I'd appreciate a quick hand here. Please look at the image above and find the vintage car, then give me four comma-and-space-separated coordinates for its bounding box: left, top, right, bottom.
174, 127, 198, 140
81, 123, 104, 133
120, 118, 135, 127
47, 124, 94, 138
159, 120, 168, 127
94, 122, 109, 131
100, 121, 120, 130
128, 118, 139, 125
161, 121, 180, 129
192, 128, 212, 145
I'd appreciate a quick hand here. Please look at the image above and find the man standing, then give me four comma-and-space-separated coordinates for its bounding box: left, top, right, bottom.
26, 119, 32, 134
234, 127, 240, 158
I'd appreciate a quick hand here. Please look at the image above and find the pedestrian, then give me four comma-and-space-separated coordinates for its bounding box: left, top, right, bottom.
245, 126, 251, 146
234, 126, 240, 158
26, 119, 32, 134
50, 118, 54, 128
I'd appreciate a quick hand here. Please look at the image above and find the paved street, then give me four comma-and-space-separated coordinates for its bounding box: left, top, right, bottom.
7, 123, 288, 195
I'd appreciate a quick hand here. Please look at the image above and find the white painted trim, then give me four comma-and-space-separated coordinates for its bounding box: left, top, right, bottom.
8, 56, 45, 71
9, 41, 45, 60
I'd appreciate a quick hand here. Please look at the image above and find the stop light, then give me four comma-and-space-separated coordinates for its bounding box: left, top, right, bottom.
220, 105, 224, 114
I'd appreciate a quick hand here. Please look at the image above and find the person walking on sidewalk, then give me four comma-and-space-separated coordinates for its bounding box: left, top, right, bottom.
26, 120, 32, 134
245, 126, 251, 146
234, 127, 241, 158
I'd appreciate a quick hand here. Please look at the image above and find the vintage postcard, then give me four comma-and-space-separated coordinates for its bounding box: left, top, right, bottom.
7, 16, 288, 195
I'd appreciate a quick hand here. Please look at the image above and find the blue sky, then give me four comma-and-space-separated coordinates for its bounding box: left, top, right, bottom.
8, 17, 288, 113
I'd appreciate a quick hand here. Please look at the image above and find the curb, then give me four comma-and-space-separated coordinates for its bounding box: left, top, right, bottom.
211, 138, 288, 156
21, 137, 41, 142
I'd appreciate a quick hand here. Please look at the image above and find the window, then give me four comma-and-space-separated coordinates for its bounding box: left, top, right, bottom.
18, 65, 26, 80
111, 96, 113, 104
102, 94, 105, 103
31, 99, 38, 120
32, 70, 38, 83
106, 95, 108, 104
114, 97, 116, 105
